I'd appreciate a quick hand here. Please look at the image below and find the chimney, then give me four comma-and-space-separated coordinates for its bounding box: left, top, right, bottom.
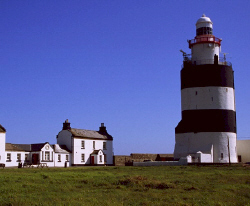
99, 123, 107, 134
63, 119, 71, 130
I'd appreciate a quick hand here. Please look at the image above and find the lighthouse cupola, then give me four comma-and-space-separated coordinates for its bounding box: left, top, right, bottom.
189, 14, 221, 64
196, 14, 213, 36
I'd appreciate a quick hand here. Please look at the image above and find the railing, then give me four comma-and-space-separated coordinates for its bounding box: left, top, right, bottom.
182, 56, 232, 67
188, 36, 222, 48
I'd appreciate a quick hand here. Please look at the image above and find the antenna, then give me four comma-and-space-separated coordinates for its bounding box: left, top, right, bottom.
180, 50, 186, 56
223, 53, 228, 61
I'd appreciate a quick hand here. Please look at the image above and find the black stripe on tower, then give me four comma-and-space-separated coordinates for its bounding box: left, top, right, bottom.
175, 109, 236, 133
181, 64, 234, 89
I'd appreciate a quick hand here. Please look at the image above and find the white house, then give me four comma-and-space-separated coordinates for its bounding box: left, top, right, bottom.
4, 142, 71, 167
57, 120, 114, 166
0, 120, 114, 167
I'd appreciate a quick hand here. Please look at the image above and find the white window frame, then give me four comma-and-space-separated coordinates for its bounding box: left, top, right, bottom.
17, 153, 21, 162
45, 151, 50, 161
81, 154, 85, 162
7, 153, 11, 161
58, 154, 61, 162
81, 140, 85, 149
25, 154, 28, 161
99, 155, 102, 162
103, 142, 107, 150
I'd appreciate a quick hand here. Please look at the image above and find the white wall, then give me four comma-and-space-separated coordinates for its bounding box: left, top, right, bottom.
105, 140, 113, 165
0, 133, 6, 164
191, 43, 220, 64
174, 132, 237, 163
237, 140, 250, 163
57, 130, 72, 152
181, 87, 235, 111
5, 151, 28, 167
54, 153, 71, 167
73, 138, 113, 165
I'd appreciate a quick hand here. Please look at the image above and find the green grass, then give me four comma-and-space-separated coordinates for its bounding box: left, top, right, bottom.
0, 165, 250, 205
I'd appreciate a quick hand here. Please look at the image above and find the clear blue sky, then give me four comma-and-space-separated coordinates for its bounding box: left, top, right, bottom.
1, 1, 250, 155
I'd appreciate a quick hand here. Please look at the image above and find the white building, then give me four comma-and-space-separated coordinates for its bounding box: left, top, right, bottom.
237, 140, 250, 163
4, 142, 70, 167
0, 121, 114, 167
57, 120, 114, 166
174, 15, 237, 163
0, 125, 6, 164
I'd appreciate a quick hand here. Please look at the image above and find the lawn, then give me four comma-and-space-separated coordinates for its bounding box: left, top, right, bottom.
0, 165, 250, 206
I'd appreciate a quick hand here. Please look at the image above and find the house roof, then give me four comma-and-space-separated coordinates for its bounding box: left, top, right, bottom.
14, 144, 31, 151
70, 128, 113, 140
6, 142, 71, 153
53, 144, 70, 154
91, 149, 103, 155
0, 124, 6, 133
6, 143, 27, 152
6, 143, 51, 152
31, 143, 47, 151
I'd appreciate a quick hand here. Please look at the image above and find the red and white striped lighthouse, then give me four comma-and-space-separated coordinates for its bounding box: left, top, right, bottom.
174, 15, 237, 163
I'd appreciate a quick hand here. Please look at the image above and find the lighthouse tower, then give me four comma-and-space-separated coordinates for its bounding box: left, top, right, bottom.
174, 15, 237, 163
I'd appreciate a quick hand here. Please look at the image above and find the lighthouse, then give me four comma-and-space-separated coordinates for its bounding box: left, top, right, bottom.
174, 15, 237, 163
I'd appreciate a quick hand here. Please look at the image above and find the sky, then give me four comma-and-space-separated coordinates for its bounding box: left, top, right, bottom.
1, 1, 250, 155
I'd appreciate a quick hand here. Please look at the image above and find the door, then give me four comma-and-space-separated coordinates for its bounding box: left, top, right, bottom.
32, 154, 39, 165
91, 156, 95, 165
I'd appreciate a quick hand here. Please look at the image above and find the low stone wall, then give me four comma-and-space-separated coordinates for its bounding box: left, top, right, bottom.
114, 153, 174, 166
133, 158, 188, 166
113, 155, 132, 166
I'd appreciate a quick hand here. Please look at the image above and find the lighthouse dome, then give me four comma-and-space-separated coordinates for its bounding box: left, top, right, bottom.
196, 14, 213, 36
196, 14, 213, 29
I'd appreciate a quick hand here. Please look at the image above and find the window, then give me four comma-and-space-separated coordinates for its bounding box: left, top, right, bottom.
7, 153, 11, 161
104, 154, 107, 163
45, 152, 50, 161
25, 154, 28, 161
99, 155, 102, 162
196, 27, 213, 36
81, 154, 85, 162
195, 91, 197, 95
93, 141, 95, 149
58, 154, 61, 162
103, 142, 107, 150
17, 153, 21, 162
81, 140, 85, 149
66, 155, 69, 161
221, 153, 223, 160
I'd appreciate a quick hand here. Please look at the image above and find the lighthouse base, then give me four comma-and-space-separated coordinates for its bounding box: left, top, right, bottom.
174, 132, 237, 163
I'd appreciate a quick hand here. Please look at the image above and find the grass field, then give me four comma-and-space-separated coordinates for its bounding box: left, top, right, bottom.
0, 165, 250, 206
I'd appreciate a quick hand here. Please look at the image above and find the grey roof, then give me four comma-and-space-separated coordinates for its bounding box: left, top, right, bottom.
31, 143, 47, 151
70, 128, 113, 140
0, 124, 6, 133
14, 144, 31, 151
6, 143, 27, 152
53, 144, 70, 154
91, 149, 103, 155
6, 143, 50, 152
